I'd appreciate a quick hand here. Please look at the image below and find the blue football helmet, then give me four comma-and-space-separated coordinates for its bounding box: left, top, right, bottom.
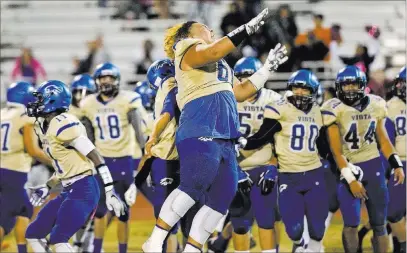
93, 62, 121, 97
147, 59, 175, 90
234, 57, 263, 79
134, 81, 157, 111
71, 74, 97, 106
287, 69, 320, 111
394, 66, 406, 102
316, 84, 324, 106
27, 80, 72, 117
7, 81, 35, 107
335, 65, 367, 106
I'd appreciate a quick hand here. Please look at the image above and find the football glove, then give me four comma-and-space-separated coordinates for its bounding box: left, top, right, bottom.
264, 43, 289, 72
238, 167, 253, 194
245, 8, 270, 35
124, 184, 137, 206
105, 189, 126, 217
29, 184, 51, 206
257, 165, 278, 195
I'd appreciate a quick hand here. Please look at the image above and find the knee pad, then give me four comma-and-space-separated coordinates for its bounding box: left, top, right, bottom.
0, 217, 16, 236
233, 226, 250, 235
231, 217, 251, 235
169, 223, 179, 235
388, 212, 405, 224
189, 205, 224, 243
285, 222, 303, 242
94, 207, 107, 219
372, 225, 388, 237
118, 209, 130, 222
256, 214, 275, 230
171, 189, 195, 218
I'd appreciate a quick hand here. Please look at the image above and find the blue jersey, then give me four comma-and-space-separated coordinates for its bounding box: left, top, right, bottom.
176, 91, 240, 143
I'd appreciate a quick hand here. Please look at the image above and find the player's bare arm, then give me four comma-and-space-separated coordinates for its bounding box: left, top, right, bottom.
181, 9, 269, 69
23, 124, 52, 166
376, 118, 405, 185
128, 108, 146, 149
80, 116, 95, 143
145, 112, 171, 156
327, 124, 368, 200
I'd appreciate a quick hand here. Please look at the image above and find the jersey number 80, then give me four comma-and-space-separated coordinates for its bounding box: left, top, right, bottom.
290, 124, 319, 152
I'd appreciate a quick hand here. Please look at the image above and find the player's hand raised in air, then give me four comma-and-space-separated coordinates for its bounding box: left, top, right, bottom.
244, 8, 270, 35
393, 167, 405, 186
257, 165, 278, 195
264, 43, 289, 72
105, 188, 126, 217
29, 184, 51, 206
238, 167, 253, 194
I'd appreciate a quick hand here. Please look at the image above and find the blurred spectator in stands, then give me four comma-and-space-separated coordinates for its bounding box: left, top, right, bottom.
153, 0, 170, 19
111, 0, 153, 20
242, 0, 262, 19
266, 4, 298, 72
340, 44, 375, 79
135, 39, 155, 74
11, 47, 47, 86
90, 34, 111, 72
311, 14, 331, 48
329, 24, 345, 72
188, 0, 217, 29
294, 30, 329, 68
220, 2, 248, 67
267, 5, 298, 51
364, 25, 385, 72
220, 2, 247, 36
71, 41, 97, 76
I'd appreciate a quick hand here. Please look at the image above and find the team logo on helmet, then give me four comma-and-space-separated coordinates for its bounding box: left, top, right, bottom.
43, 85, 63, 98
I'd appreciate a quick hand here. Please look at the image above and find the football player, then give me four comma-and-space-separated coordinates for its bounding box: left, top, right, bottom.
0, 81, 51, 253
384, 66, 406, 252
68, 74, 97, 253
241, 70, 329, 253
321, 66, 405, 253
69, 74, 97, 120
142, 9, 289, 252
80, 63, 145, 253
128, 59, 181, 252
24, 80, 124, 253
231, 57, 282, 252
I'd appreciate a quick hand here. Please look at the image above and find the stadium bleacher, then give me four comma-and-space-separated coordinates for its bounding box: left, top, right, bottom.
0, 0, 405, 102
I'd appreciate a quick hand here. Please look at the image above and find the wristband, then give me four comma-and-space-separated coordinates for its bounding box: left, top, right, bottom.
341, 167, 357, 184
227, 25, 249, 47
96, 164, 114, 192
248, 67, 269, 90
388, 154, 403, 169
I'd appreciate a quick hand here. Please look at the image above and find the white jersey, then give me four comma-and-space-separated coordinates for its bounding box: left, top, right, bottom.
238, 89, 282, 170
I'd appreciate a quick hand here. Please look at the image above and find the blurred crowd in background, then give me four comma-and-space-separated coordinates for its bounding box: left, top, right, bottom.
7, 0, 403, 101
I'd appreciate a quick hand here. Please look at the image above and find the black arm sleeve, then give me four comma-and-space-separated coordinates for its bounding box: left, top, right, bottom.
81, 116, 95, 144
244, 118, 282, 150
316, 126, 331, 160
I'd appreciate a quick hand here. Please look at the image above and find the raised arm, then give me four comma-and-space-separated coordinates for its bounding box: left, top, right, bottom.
233, 44, 289, 102
182, 9, 270, 69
